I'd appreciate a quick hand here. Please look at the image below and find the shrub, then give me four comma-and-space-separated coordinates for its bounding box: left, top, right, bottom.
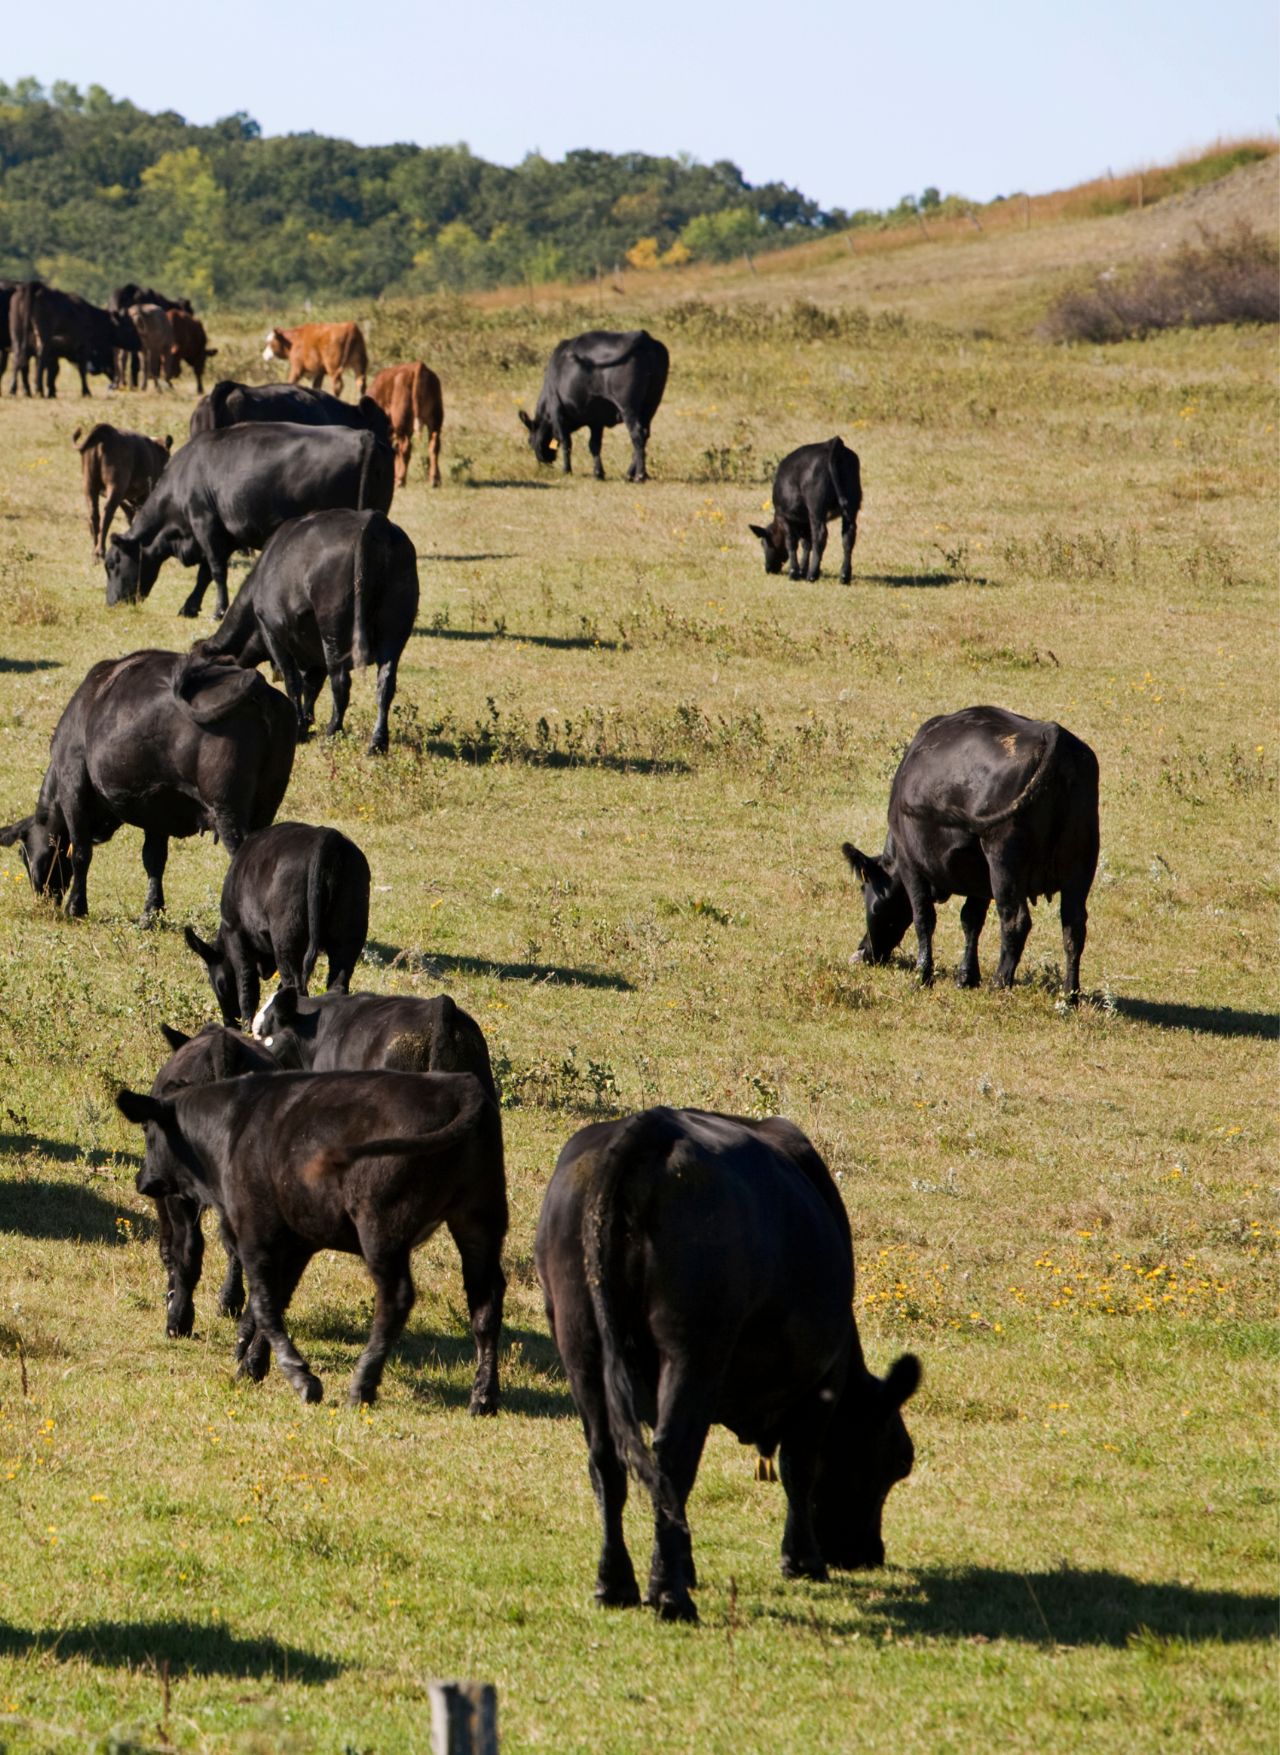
1040, 227, 1279, 343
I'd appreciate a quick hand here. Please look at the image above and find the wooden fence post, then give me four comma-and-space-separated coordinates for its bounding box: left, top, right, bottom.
429, 1681, 499, 1754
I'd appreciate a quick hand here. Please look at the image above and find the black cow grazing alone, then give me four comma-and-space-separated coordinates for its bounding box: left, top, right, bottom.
520, 330, 669, 481
103, 423, 395, 619
185, 823, 371, 1027
843, 705, 1100, 1002
536, 1107, 920, 1622
0, 650, 296, 920
253, 988, 497, 1104
750, 437, 862, 583
196, 509, 418, 752
116, 1069, 508, 1410
148, 1022, 278, 1337
189, 380, 391, 445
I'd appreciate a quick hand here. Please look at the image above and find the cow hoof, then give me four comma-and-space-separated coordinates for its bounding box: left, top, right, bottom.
300, 1374, 324, 1404
468, 1392, 500, 1417
655, 1593, 698, 1624
366, 739, 389, 757
218, 1292, 245, 1320
955, 970, 980, 990
595, 1580, 641, 1609
782, 1556, 829, 1582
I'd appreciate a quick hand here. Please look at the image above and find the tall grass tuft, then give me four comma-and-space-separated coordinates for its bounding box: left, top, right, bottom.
1040, 227, 1279, 343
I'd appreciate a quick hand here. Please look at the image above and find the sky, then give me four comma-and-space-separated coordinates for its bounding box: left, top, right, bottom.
15, 0, 1278, 212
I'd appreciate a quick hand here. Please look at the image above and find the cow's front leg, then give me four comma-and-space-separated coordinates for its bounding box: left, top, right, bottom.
1060, 887, 1089, 1005
587, 423, 606, 480
230, 945, 261, 1031
909, 892, 937, 985
61, 812, 93, 918
785, 528, 803, 580
957, 893, 989, 988
179, 560, 212, 619
348, 1248, 415, 1405
448, 1214, 506, 1415
159, 1193, 204, 1338
991, 873, 1032, 988
139, 828, 169, 923
777, 1433, 827, 1582
557, 427, 573, 474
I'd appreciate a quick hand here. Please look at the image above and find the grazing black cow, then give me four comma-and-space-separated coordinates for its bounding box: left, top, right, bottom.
520, 330, 668, 481
116, 1069, 508, 1410
189, 380, 391, 445
185, 823, 371, 1027
536, 1106, 920, 1622
253, 987, 498, 1104
108, 284, 193, 316
149, 1022, 278, 1337
842, 705, 1100, 1001
196, 509, 418, 753
749, 437, 862, 583
6, 283, 131, 397
103, 423, 395, 619
0, 650, 296, 921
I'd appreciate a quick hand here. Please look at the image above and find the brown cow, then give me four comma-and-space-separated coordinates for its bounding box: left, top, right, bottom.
170, 310, 217, 395
72, 423, 172, 556
263, 322, 368, 399
369, 362, 444, 488
130, 305, 177, 390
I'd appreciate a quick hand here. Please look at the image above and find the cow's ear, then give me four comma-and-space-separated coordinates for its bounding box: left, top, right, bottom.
184, 924, 218, 964
110, 534, 141, 558
748, 523, 770, 541
0, 815, 33, 847
205, 348, 219, 357
116, 1089, 170, 1126
160, 1023, 190, 1051
843, 843, 894, 896
163, 436, 173, 452
884, 1353, 921, 1408
518, 409, 533, 431
271, 986, 300, 1027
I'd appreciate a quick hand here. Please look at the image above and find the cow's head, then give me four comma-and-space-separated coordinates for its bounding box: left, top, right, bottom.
263, 329, 290, 364
184, 925, 240, 1026
518, 408, 557, 466
842, 842, 912, 964
0, 811, 72, 905
252, 986, 312, 1067
116, 1088, 198, 1200
104, 534, 161, 606
749, 519, 787, 575
813, 1352, 921, 1569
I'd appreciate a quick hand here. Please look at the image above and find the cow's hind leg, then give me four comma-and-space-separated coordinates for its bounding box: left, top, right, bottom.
368, 653, 400, 755
839, 513, 857, 585
624, 418, 649, 482
322, 660, 351, 738
588, 423, 606, 480
447, 1212, 506, 1415
1060, 886, 1089, 1005
349, 1247, 415, 1405
645, 1365, 715, 1621
139, 828, 169, 923
806, 514, 828, 582
991, 867, 1032, 988
957, 893, 989, 988
239, 1241, 320, 1402
215, 1212, 245, 1318
427, 425, 442, 488
584, 1376, 641, 1606
159, 1193, 204, 1339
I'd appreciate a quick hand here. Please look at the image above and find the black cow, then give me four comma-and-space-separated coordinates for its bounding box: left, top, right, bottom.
0, 650, 296, 920
749, 437, 862, 583
103, 423, 396, 620
6, 283, 132, 397
108, 283, 193, 316
116, 1069, 508, 1410
189, 380, 391, 445
519, 330, 669, 481
196, 509, 418, 752
842, 705, 1100, 1002
536, 1106, 920, 1622
253, 988, 498, 1103
149, 1022, 278, 1337
185, 822, 370, 1027
0, 280, 14, 383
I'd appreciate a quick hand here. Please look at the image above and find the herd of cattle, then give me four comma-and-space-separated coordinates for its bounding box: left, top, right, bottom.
0, 278, 1105, 1623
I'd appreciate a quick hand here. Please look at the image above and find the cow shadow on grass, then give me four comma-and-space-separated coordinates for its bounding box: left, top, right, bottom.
300, 1316, 572, 1418
0, 657, 63, 674
423, 735, 686, 777
462, 479, 555, 490
424, 553, 518, 564
0, 1165, 152, 1244
770, 1564, 1275, 1646
1114, 997, 1278, 1041
0, 1618, 342, 1680
418, 625, 619, 652
365, 942, 635, 993
860, 571, 995, 589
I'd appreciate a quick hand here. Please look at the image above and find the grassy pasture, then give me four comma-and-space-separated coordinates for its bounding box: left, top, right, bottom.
0, 184, 1277, 1751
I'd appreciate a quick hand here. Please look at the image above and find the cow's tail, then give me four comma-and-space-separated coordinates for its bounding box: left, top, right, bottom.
351, 512, 380, 669
302, 830, 339, 987
828, 436, 858, 523
907, 723, 1062, 831
206, 380, 234, 428
302, 1076, 490, 1188
583, 1108, 682, 1514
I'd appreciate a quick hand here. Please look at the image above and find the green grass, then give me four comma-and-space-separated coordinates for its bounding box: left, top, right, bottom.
0, 223, 1276, 1752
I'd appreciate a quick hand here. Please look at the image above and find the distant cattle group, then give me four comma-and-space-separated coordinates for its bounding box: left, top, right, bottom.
0, 266, 1112, 1623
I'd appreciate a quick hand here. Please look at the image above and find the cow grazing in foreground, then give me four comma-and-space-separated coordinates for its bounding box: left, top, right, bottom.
185, 823, 371, 1027
189, 379, 390, 443
148, 1022, 278, 1337
520, 330, 668, 481
842, 705, 1100, 1002
0, 650, 296, 920
7, 282, 131, 396
750, 437, 862, 584
116, 1069, 508, 1410
264, 322, 368, 398
253, 988, 498, 1104
130, 304, 177, 389
537, 1106, 919, 1622
196, 508, 418, 752
168, 309, 217, 394
72, 423, 172, 557
104, 423, 395, 619
369, 362, 445, 488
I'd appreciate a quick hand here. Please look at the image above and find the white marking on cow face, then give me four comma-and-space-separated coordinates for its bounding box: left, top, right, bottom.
251, 993, 275, 1037
262, 344, 275, 363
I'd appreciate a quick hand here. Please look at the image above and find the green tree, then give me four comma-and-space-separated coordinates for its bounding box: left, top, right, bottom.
139, 147, 227, 300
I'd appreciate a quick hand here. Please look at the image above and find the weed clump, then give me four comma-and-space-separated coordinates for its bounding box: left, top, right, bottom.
1040, 227, 1279, 342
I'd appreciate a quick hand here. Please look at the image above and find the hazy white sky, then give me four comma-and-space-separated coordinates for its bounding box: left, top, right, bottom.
18, 0, 1278, 210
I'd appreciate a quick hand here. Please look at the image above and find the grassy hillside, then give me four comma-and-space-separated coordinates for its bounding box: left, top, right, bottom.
0, 154, 1276, 1752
